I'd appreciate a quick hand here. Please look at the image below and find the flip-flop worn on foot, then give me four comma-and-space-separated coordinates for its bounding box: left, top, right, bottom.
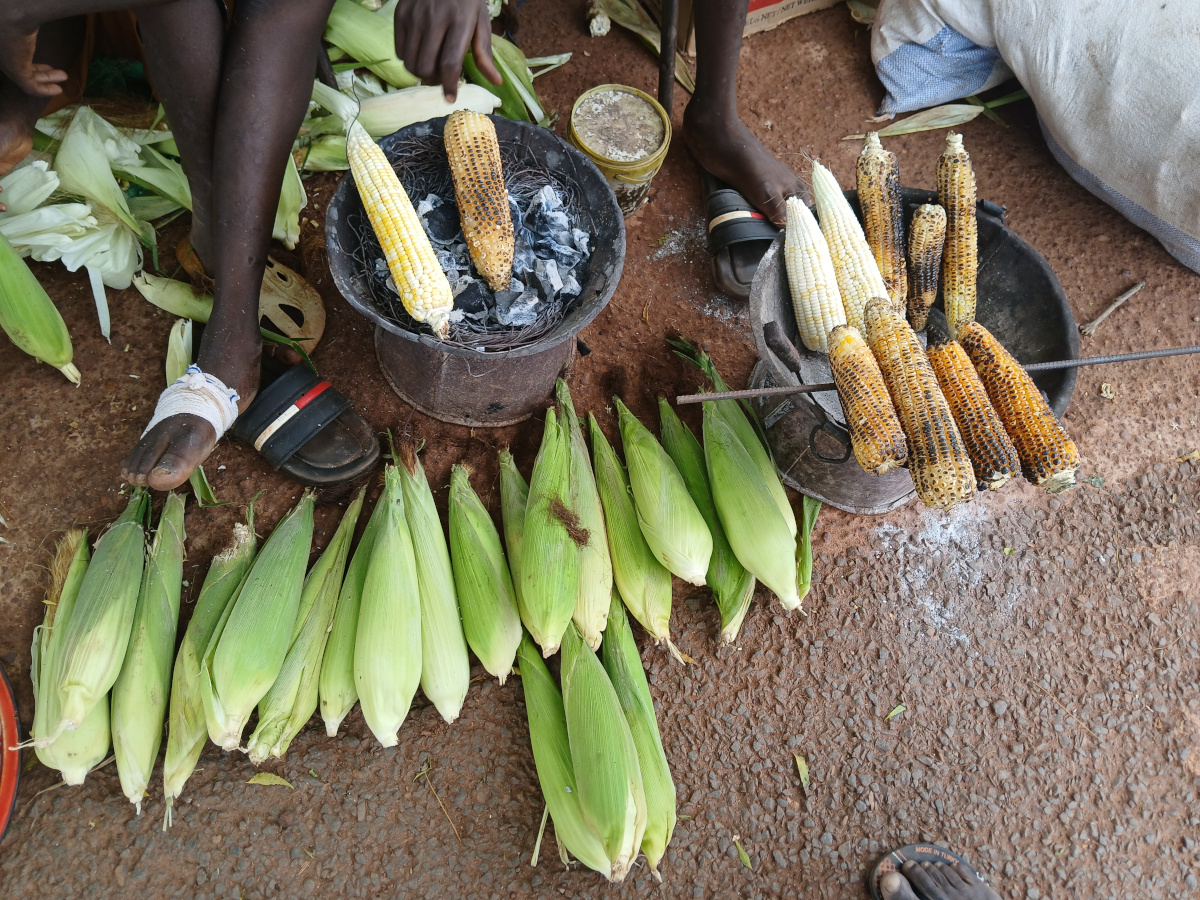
871, 844, 990, 900
703, 171, 780, 301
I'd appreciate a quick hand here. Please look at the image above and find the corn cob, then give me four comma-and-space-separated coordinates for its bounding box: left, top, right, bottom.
201, 492, 315, 750
827, 324, 908, 475
601, 599, 675, 879
863, 300, 976, 509
498, 448, 529, 611
246, 491, 362, 764
926, 326, 1021, 491
557, 380, 613, 651
811, 160, 890, 333
31, 530, 108, 786
398, 444, 470, 724
615, 396, 712, 587
783, 196, 846, 353
937, 133, 977, 338
346, 120, 453, 338
957, 320, 1079, 492
561, 623, 647, 883
112, 492, 186, 813
657, 398, 755, 643
444, 110, 514, 291
163, 511, 256, 828
0, 231, 79, 384
515, 635, 612, 878
906, 203, 945, 331
856, 133, 907, 310
448, 464, 523, 682
588, 414, 674, 651
355, 466, 422, 747
519, 410, 580, 657
44, 489, 149, 744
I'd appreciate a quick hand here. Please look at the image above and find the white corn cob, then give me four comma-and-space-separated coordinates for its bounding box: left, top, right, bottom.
784, 196, 847, 353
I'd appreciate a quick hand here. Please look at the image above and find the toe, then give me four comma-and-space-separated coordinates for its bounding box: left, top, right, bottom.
904, 861, 950, 899
880, 871, 920, 900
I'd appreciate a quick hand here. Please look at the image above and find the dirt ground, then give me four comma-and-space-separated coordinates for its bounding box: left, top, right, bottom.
3, 2, 1200, 898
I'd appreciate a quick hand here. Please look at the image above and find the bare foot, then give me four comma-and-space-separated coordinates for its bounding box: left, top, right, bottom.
683, 100, 806, 226
881, 861, 1001, 900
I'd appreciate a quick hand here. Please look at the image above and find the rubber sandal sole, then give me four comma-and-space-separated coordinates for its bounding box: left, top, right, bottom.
870, 844, 989, 900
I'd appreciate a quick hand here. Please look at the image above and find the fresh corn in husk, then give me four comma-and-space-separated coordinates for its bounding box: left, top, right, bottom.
601, 599, 676, 879
201, 492, 315, 750
323, 0, 418, 89
615, 397, 712, 587
399, 444, 470, 724
45, 488, 149, 745
796, 495, 821, 605
163, 511, 256, 828
112, 492, 186, 813
557, 380, 612, 651
657, 398, 756, 643
498, 449, 529, 609
588, 414, 675, 653
0, 231, 79, 384
449, 464, 522, 683
246, 491, 362, 763
308, 82, 501, 143
561, 623, 647, 883
31, 530, 108, 786
354, 467, 422, 747
519, 410, 580, 657
515, 636, 612, 878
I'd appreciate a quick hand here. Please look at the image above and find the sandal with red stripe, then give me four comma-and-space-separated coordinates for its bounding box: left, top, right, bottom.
231, 359, 379, 486
704, 171, 780, 301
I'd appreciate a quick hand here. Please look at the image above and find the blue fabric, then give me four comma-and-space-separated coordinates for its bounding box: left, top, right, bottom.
876, 25, 1003, 115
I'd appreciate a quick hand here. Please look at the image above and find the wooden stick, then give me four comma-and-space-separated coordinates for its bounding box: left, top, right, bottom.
1080, 281, 1145, 337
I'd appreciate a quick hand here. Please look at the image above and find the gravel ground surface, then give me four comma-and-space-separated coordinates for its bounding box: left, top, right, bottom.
2, 3, 1199, 898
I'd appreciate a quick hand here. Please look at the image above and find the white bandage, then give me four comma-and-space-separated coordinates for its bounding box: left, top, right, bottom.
141, 365, 241, 439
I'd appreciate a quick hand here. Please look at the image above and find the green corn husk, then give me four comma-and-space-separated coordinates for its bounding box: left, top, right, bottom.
354, 467, 421, 747
515, 635, 612, 878
498, 449, 528, 608
448, 464, 522, 683
323, 0, 418, 89
31, 530, 108, 785
319, 483, 387, 736
398, 445, 470, 724
556, 380, 612, 651
797, 495, 822, 605
162, 509, 257, 829
615, 396, 712, 587
658, 398, 756, 643
46, 488, 149, 744
519, 410, 580, 657
561, 623, 646, 883
200, 492, 315, 750
601, 598, 676, 878
112, 492, 186, 813
703, 409, 801, 609
588, 414, 675, 648
0, 231, 79, 384
245, 490, 363, 763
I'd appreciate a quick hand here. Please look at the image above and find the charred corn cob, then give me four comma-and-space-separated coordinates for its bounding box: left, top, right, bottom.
906, 204, 945, 331
937, 133, 977, 338
444, 110, 514, 291
856, 133, 907, 310
957, 321, 1079, 492
863, 300, 975, 509
827, 325, 908, 475
811, 160, 889, 333
0, 232, 80, 384
926, 325, 1021, 491
784, 196, 846, 353
346, 120, 453, 337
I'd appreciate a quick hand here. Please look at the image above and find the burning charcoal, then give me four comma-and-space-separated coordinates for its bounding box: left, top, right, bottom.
534, 258, 564, 297
561, 271, 581, 297
422, 199, 463, 245
453, 279, 490, 314
417, 194, 442, 217
572, 229, 590, 255
509, 278, 525, 294
497, 289, 541, 327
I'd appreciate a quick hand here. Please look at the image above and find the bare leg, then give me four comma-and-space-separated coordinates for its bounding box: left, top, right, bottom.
684, 0, 805, 225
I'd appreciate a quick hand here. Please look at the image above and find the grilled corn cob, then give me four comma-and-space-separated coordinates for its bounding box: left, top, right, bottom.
784, 196, 846, 353
444, 110, 513, 291
827, 324, 908, 475
937, 133, 977, 338
864, 300, 976, 509
926, 325, 1021, 491
856, 133, 907, 309
906, 204, 946, 331
811, 160, 889, 333
957, 321, 1079, 492
0, 231, 80, 384
346, 120, 453, 337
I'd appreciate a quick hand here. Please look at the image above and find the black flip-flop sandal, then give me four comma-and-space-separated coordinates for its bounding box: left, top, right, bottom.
871, 844, 991, 900
231, 360, 380, 486
703, 171, 780, 301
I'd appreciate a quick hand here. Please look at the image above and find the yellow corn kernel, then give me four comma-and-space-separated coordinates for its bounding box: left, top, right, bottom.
856, 133, 907, 310
784, 196, 847, 353
937, 133, 977, 338
444, 110, 514, 291
828, 324, 908, 475
906, 203, 946, 332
